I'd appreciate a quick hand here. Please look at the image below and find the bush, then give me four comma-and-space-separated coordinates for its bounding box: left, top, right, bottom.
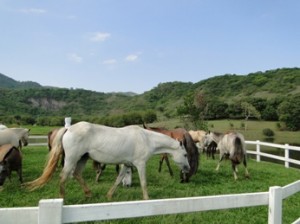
262, 128, 275, 137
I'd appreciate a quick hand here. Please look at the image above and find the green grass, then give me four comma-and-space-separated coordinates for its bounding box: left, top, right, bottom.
1, 146, 299, 224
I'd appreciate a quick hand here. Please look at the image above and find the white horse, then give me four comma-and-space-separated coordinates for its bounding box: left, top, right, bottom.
26, 121, 190, 200
204, 131, 249, 180
0, 128, 30, 149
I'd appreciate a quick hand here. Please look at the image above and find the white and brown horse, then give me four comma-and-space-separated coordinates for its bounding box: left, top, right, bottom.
26, 122, 190, 200
204, 131, 249, 180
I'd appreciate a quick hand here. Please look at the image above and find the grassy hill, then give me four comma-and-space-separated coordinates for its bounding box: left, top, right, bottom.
0, 68, 299, 126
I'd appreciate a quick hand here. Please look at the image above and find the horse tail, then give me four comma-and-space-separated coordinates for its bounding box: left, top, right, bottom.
25, 127, 67, 191
232, 136, 244, 164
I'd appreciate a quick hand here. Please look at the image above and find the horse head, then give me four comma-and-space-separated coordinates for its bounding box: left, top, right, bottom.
121, 166, 132, 187
20, 128, 30, 146
172, 141, 190, 174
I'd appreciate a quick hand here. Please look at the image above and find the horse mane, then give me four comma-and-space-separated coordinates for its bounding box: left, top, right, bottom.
183, 132, 199, 176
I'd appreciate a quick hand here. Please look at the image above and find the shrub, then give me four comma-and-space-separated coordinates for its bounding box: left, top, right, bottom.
262, 128, 275, 137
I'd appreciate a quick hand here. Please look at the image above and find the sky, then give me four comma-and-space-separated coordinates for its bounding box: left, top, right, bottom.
1, 0, 300, 94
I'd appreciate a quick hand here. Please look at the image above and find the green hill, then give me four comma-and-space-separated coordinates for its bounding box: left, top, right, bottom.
0, 68, 299, 129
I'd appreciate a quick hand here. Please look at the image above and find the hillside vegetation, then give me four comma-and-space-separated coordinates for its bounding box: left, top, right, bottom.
0, 68, 299, 130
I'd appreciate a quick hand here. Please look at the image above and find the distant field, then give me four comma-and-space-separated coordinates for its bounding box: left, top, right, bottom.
152, 119, 300, 146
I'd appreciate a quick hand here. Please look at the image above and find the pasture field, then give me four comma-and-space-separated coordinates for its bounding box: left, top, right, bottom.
153, 119, 300, 146
0, 146, 299, 224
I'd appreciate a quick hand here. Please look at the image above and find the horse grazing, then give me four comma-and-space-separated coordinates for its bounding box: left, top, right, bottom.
0, 128, 30, 149
26, 122, 190, 200
204, 131, 249, 180
0, 144, 23, 187
143, 123, 199, 183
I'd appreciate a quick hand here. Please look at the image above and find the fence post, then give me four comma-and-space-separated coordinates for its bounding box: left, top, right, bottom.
268, 186, 282, 224
65, 117, 72, 128
284, 144, 289, 168
38, 199, 63, 224
256, 140, 261, 162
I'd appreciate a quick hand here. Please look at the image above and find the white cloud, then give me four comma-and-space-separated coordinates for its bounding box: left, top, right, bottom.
103, 59, 117, 65
19, 8, 46, 14
90, 32, 111, 42
125, 54, 138, 62
68, 53, 83, 63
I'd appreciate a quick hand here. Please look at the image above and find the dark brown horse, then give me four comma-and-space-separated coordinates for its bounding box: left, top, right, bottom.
0, 144, 23, 187
205, 141, 217, 159
143, 123, 199, 183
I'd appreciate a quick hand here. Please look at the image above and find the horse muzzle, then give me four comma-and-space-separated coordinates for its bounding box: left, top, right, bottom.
182, 165, 190, 173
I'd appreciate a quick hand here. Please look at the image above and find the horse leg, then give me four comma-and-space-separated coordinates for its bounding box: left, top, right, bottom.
243, 155, 250, 178
158, 154, 164, 173
135, 163, 149, 200
17, 167, 23, 183
232, 162, 238, 180
164, 155, 173, 176
116, 164, 120, 174
212, 147, 216, 160
93, 161, 102, 182
59, 158, 78, 198
73, 156, 91, 197
107, 165, 128, 200
216, 153, 224, 171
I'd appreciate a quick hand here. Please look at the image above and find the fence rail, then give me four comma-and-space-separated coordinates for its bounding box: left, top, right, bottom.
1, 180, 299, 224
245, 140, 300, 168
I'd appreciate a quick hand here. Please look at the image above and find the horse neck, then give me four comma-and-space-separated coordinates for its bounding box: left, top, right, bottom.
150, 132, 179, 155
10, 128, 25, 136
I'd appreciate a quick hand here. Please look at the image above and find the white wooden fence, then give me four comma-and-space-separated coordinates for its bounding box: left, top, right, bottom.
1, 180, 300, 224
245, 140, 300, 168
1, 137, 298, 224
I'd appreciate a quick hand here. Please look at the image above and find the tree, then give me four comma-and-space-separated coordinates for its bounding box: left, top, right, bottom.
277, 95, 300, 131
241, 102, 261, 130
177, 91, 208, 130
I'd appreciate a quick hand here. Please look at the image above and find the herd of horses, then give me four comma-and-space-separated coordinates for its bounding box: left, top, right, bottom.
0, 122, 250, 199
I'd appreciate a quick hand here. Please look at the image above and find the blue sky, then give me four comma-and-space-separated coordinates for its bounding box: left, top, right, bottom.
1, 0, 299, 94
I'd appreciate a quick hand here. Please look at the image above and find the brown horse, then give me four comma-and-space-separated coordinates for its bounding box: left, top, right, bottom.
0, 144, 23, 187
143, 123, 199, 183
